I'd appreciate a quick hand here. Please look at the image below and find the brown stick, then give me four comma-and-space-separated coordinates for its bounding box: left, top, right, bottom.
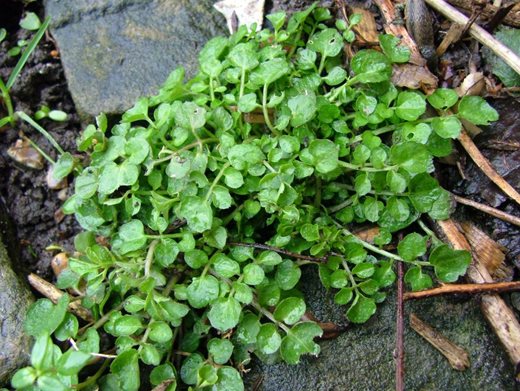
425, 0, 520, 76
458, 129, 520, 206
410, 313, 470, 371
396, 261, 405, 391
405, 281, 520, 300
434, 219, 520, 370
453, 194, 520, 227
227, 242, 327, 263
28, 273, 93, 322
445, 0, 520, 28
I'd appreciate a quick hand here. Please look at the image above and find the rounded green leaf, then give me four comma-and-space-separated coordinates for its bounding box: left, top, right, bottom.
208, 338, 234, 364
208, 297, 242, 331
113, 315, 142, 336
346, 295, 377, 323
395, 91, 426, 121
213, 367, 244, 391
243, 263, 265, 285
11, 367, 37, 389
429, 244, 471, 282
427, 88, 458, 110
431, 116, 462, 139
149, 321, 173, 343
150, 363, 176, 386
184, 249, 209, 269
187, 275, 219, 308
273, 297, 306, 325
404, 266, 433, 291
256, 323, 282, 354
458, 96, 498, 125
397, 233, 427, 261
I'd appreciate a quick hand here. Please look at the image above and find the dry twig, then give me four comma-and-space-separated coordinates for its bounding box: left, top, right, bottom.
433, 219, 520, 370
453, 194, 520, 227
445, 0, 520, 28
28, 273, 92, 322
425, 0, 520, 76
457, 129, 520, 206
395, 261, 405, 391
404, 281, 520, 300
410, 313, 470, 371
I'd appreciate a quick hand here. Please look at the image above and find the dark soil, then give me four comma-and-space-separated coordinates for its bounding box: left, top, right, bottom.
0, 1, 81, 279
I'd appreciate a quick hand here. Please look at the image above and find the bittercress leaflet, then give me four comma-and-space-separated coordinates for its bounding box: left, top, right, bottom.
14, 3, 497, 390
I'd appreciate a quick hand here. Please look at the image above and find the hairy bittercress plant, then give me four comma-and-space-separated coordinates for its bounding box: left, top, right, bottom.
13, 4, 498, 390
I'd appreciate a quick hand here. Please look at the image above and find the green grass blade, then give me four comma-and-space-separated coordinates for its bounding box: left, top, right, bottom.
16, 110, 65, 155
6, 17, 50, 90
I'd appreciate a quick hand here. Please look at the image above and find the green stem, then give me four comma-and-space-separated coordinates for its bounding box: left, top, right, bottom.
335, 221, 403, 262
146, 233, 184, 239
16, 111, 65, 155
418, 220, 443, 246
75, 359, 110, 390
0, 79, 14, 125
22, 135, 55, 164
209, 76, 215, 101
317, 54, 327, 74
342, 260, 359, 292
251, 300, 290, 333
205, 162, 230, 202
239, 68, 246, 98
153, 138, 218, 165
222, 202, 246, 226
144, 240, 159, 277
263, 161, 277, 173
328, 198, 353, 214
262, 83, 277, 135
350, 124, 398, 143
162, 274, 180, 297
90, 303, 124, 331
339, 160, 398, 172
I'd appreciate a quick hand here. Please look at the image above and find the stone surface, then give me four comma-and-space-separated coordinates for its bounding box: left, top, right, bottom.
245, 269, 516, 391
0, 200, 33, 385
44, 0, 227, 118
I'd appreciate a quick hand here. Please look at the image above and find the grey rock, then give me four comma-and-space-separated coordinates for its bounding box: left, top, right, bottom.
0, 202, 33, 385
44, 0, 227, 119
245, 269, 516, 391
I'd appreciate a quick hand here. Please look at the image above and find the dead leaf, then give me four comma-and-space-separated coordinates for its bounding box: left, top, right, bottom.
391, 64, 438, 92
456, 72, 486, 97
351, 8, 379, 45
7, 138, 44, 169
